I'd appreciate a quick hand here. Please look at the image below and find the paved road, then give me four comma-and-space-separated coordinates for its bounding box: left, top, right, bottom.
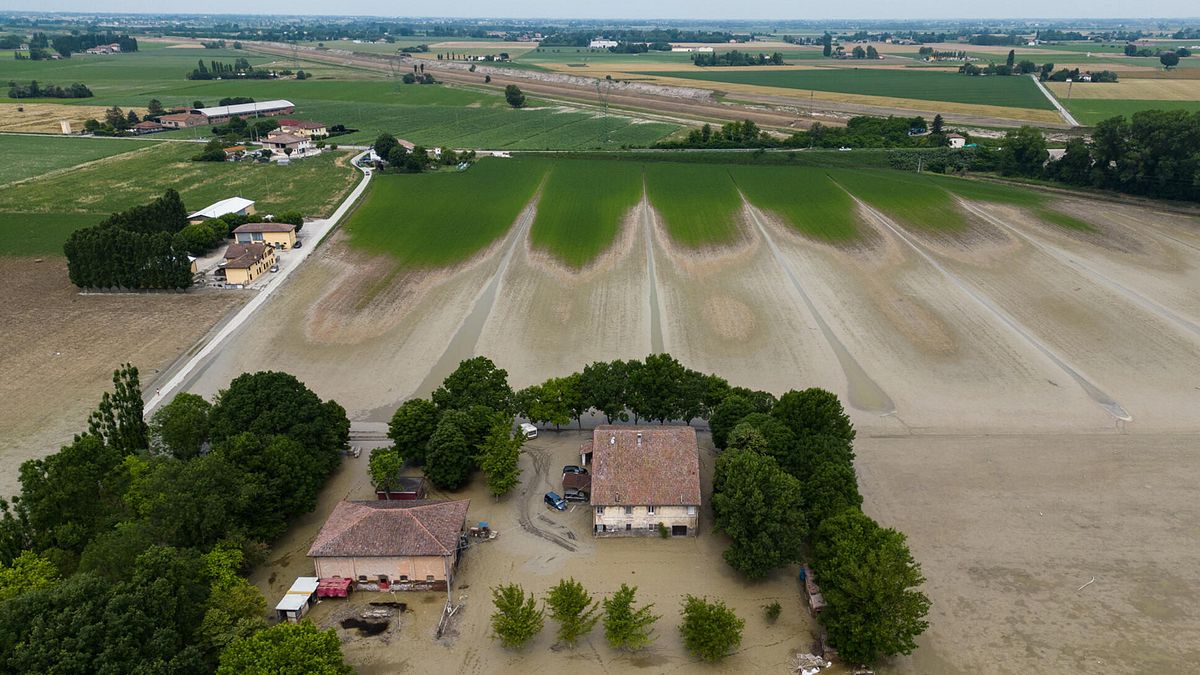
142, 150, 372, 416
1030, 75, 1081, 127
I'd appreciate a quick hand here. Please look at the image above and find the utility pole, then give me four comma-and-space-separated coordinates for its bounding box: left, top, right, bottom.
917, 157, 922, 174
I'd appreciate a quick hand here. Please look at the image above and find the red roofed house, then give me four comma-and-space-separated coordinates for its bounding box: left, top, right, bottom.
157, 112, 208, 129
308, 500, 470, 591
590, 426, 701, 537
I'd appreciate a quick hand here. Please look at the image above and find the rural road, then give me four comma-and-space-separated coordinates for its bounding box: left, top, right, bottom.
142, 150, 373, 416
1030, 74, 1081, 127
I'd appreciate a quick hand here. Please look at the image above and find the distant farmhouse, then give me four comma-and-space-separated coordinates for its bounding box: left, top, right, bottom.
589, 38, 619, 49
590, 427, 702, 537
277, 119, 328, 138
84, 43, 122, 55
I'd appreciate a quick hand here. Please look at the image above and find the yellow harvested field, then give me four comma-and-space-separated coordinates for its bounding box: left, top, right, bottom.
544, 62, 827, 74
0, 103, 147, 134
1046, 78, 1200, 99
429, 40, 537, 51
596, 71, 1063, 124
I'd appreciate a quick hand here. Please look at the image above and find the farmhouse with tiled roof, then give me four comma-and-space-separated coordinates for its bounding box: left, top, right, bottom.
590, 426, 701, 537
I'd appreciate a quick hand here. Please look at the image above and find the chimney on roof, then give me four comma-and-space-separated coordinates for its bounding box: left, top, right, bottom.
609, 434, 616, 445
637, 432, 643, 447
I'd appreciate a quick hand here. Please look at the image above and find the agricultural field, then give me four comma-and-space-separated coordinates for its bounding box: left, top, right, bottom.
529, 159, 643, 267
648, 66, 1056, 110
0, 134, 157, 184
342, 157, 547, 267
0, 142, 360, 255
730, 165, 860, 242
644, 162, 745, 246
1062, 98, 1200, 125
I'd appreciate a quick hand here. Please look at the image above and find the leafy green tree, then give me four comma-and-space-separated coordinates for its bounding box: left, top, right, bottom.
1045, 137, 1092, 186
931, 114, 944, 135
124, 452, 258, 547
0, 551, 59, 601
712, 449, 807, 579
217, 432, 328, 535
209, 371, 349, 464
387, 398, 439, 464
373, 132, 399, 161
199, 543, 266, 652
76, 520, 157, 581
424, 416, 474, 489
729, 412, 798, 472
628, 353, 687, 423
504, 84, 526, 108
149, 392, 212, 459
578, 360, 629, 423
432, 356, 514, 414
814, 509, 931, 664
822, 33, 832, 57
603, 583, 659, 651
679, 595, 745, 662
476, 419, 523, 497
771, 388, 855, 445
87, 363, 148, 455
147, 98, 165, 115
805, 458, 863, 527
997, 125, 1049, 177
490, 583, 544, 648
173, 221, 221, 255
368, 446, 405, 492
709, 394, 755, 450
545, 577, 600, 646
1160, 52, 1180, 69
217, 621, 353, 674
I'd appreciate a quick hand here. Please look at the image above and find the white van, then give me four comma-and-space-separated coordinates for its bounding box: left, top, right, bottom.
519, 423, 538, 439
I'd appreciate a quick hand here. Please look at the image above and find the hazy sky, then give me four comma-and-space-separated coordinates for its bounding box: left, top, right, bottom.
15, 1, 1200, 20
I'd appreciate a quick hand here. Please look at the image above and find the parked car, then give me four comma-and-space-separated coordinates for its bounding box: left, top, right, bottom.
270, 265, 279, 273
519, 422, 538, 439
292, 240, 302, 248
562, 465, 588, 476
563, 488, 589, 503
544, 491, 567, 511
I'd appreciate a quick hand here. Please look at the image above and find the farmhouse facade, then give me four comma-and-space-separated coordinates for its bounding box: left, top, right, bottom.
157, 112, 207, 129
590, 426, 701, 537
278, 119, 328, 138
233, 221, 297, 249
308, 500, 470, 591
222, 242, 275, 285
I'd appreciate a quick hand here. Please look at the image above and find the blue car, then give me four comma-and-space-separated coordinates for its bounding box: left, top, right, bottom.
544, 491, 567, 511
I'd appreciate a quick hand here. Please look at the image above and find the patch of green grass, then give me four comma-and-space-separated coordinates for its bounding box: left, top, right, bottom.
529, 159, 643, 267
0, 212, 104, 256
827, 169, 969, 231
343, 158, 547, 267
644, 162, 743, 246
1033, 207, 1097, 232
0, 142, 360, 255
730, 165, 860, 242
910, 174, 1098, 232
647, 67, 1055, 110
1062, 98, 1200, 125
0, 135, 158, 185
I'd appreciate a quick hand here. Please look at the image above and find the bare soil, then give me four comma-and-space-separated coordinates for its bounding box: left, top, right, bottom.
0, 257, 245, 496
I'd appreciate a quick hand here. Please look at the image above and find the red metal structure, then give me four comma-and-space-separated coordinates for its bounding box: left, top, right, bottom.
317, 576, 354, 598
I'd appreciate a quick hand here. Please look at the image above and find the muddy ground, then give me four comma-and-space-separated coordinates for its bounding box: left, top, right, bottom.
5, 180, 1200, 673
0, 257, 245, 496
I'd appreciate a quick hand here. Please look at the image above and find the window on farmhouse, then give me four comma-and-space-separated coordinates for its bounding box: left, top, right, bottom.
647, 505, 656, 515
596, 506, 604, 515
687, 506, 697, 515
624, 506, 633, 515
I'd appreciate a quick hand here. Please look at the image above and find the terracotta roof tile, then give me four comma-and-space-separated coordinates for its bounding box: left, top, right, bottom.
590, 427, 701, 507
308, 500, 470, 558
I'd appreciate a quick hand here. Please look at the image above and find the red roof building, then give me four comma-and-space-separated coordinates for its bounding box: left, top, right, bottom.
589, 427, 701, 537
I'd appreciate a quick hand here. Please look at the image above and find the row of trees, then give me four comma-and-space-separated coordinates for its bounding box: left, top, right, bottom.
0, 366, 353, 672
491, 579, 744, 661
659, 115, 958, 151
63, 190, 198, 289
998, 111, 1200, 202
50, 31, 137, 56
372, 133, 476, 173
187, 58, 272, 80
6, 80, 92, 98
692, 50, 784, 67
709, 386, 931, 665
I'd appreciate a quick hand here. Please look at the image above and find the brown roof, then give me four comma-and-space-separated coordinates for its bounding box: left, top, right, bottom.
265, 132, 306, 145
279, 119, 326, 129
224, 145, 246, 153
159, 112, 205, 123
589, 426, 701, 507
223, 242, 272, 269
308, 500, 470, 558
134, 121, 163, 129
234, 221, 295, 233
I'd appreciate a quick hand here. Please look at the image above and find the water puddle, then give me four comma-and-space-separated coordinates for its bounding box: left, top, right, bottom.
960, 200, 1200, 342
410, 194, 539, 399
743, 199, 896, 415
850, 192, 1131, 422
640, 197, 666, 354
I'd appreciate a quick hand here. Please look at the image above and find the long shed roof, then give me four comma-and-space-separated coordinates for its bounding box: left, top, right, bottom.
193, 99, 294, 118
189, 196, 254, 219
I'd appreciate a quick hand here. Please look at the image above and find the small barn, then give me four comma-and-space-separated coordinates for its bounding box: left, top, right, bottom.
375, 475, 428, 501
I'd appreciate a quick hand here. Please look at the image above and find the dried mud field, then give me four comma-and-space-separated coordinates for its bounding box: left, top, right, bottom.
0, 257, 246, 496
59, 182, 1200, 672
